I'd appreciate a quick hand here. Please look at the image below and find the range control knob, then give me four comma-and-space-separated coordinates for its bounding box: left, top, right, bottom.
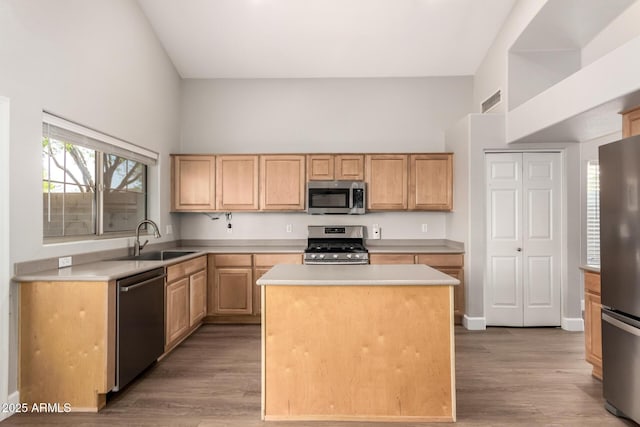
354, 254, 360, 258
333, 254, 339, 259
319, 254, 325, 259
310, 254, 316, 259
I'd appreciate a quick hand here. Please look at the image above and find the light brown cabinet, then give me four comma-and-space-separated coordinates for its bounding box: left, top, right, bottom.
370, 252, 464, 325
166, 277, 190, 347
622, 106, 640, 138
369, 253, 416, 264
307, 154, 364, 181
260, 155, 306, 211
189, 270, 207, 326
409, 154, 453, 211
211, 254, 253, 315
253, 253, 303, 316
215, 155, 259, 210
584, 270, 602, 380
171, 155, 216, 211
365, 154, 408, 210
165, 255, 207, 350
417, 253, 464, 324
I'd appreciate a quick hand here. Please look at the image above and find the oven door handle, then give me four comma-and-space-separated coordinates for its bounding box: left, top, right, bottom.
120, 274, 166, 293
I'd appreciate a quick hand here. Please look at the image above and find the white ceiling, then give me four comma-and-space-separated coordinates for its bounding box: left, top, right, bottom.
137, 0, 516, 79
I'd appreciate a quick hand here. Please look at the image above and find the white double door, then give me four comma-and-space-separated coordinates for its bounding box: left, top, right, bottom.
485, 152, 562, 327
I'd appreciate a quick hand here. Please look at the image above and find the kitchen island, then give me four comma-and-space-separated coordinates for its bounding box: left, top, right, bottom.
257, 264, 459, 422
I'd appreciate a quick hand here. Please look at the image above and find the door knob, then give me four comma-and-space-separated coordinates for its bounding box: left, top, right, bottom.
517, 248, 522, 252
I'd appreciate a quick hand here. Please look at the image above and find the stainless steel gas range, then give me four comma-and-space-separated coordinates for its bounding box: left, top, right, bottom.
303, 225, 369, 265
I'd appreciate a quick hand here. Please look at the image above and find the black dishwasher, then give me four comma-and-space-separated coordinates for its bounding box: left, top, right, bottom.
115, 267, 165, 391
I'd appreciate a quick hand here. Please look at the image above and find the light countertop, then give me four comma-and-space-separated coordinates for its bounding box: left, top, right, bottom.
256, 264, 460, 286
581, 265, 601, 273
14, 239, 464, 282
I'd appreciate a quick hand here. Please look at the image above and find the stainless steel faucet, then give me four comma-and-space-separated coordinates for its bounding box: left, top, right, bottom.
134, 219, 162, 256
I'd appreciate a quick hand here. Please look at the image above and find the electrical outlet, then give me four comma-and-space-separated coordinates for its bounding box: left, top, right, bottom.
372, 224, 381, 240
421, 224, 428, 233
166, 224, 173, 235
58, 256, 72, 268
286, 224, 293, 233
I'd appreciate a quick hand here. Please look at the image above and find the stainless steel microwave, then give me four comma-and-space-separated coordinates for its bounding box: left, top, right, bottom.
307, 181, 365, 214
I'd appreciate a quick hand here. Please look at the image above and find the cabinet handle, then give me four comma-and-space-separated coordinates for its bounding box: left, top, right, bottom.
516, 248, 522, 252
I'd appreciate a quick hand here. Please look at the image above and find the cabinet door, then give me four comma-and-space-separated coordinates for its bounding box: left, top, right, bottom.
369, 253, 415, 264
584, 271, 602, 379
335, 155, 364, 180
623, 106, 640, 138
365, 154, 408, 210
409, 154, 453, 211
216, 155, 259, 210
213, 268, 253, 314
260, 155, 306, 211
166, 277, 190, 348
189, 270, 207, 326
439, 268, 464, 326
307, 155, 334, 180
172, 155, 216, 211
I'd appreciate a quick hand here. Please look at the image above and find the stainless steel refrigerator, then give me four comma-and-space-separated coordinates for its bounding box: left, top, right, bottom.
599, 134, 640, 424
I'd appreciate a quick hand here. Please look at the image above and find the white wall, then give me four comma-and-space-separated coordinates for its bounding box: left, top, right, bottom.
179, 77, 473, 240
0, 98, 10, 420
0, 0, 181, 402
445, 113, 583, 330
473, 0, 546, 113
582, 0, 640, 67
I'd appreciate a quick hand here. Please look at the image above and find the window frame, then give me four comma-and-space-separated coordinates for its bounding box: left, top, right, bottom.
586, 160, 600, 266
42, 113, 156, 244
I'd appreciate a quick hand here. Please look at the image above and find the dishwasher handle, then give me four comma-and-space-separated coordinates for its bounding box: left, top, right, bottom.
120, 274, 166, 293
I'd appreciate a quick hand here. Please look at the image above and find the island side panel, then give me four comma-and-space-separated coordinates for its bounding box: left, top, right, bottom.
19, 281, 116, 412
264, 284, 455, 422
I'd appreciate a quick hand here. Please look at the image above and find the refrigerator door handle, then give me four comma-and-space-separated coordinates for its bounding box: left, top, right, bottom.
602, 313, 640, 337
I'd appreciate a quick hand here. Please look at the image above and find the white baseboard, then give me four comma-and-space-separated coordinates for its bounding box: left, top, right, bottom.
561, 317, 584, 332
462, 315, 486, 330
0, 391, 19, 421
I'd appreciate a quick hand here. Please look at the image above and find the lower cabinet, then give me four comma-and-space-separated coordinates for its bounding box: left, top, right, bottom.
370, 252, 465, 325
166, 278, 190, 347
206, 253, 302, 321
165, 255, 207, 351
210, 254, 253, 315
253, 253, 303, 316
584, 270, 602, 379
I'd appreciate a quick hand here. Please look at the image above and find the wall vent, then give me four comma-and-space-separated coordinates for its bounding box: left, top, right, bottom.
481, 90, 501, 113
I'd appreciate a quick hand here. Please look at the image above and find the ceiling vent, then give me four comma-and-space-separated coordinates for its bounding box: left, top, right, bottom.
481, 89, 501, 113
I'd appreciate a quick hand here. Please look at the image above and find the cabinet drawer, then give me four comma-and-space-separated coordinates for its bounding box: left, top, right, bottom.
167, 256, 207, 283
416, 253, 463, 267
369, 254, 416, 264
584, 271, 601, 295
254, 253, 302, 267
213, 254, 253, 267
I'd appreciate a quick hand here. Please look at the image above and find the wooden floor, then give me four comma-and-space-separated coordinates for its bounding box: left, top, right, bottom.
2, 325, 634, 426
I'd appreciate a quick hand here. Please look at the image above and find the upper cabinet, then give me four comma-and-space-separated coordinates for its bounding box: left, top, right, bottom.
307, 154, 364, 181
171, 155, 216, 211
409, 154, 453, 211
260, 155, 306, 211
216, 155, 259, 211
365, 154, 408, 210
171, 152, 452, 212
622, 106, 640, 138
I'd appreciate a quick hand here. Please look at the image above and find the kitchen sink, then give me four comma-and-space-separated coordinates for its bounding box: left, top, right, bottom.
113, 250, 198, 261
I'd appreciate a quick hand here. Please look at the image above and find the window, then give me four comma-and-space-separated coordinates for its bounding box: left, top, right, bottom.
42, 113, 157, 242
586, 160, 600, 266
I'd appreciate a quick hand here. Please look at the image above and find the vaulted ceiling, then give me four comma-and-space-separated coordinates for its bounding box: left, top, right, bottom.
137, 0, 516, 79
